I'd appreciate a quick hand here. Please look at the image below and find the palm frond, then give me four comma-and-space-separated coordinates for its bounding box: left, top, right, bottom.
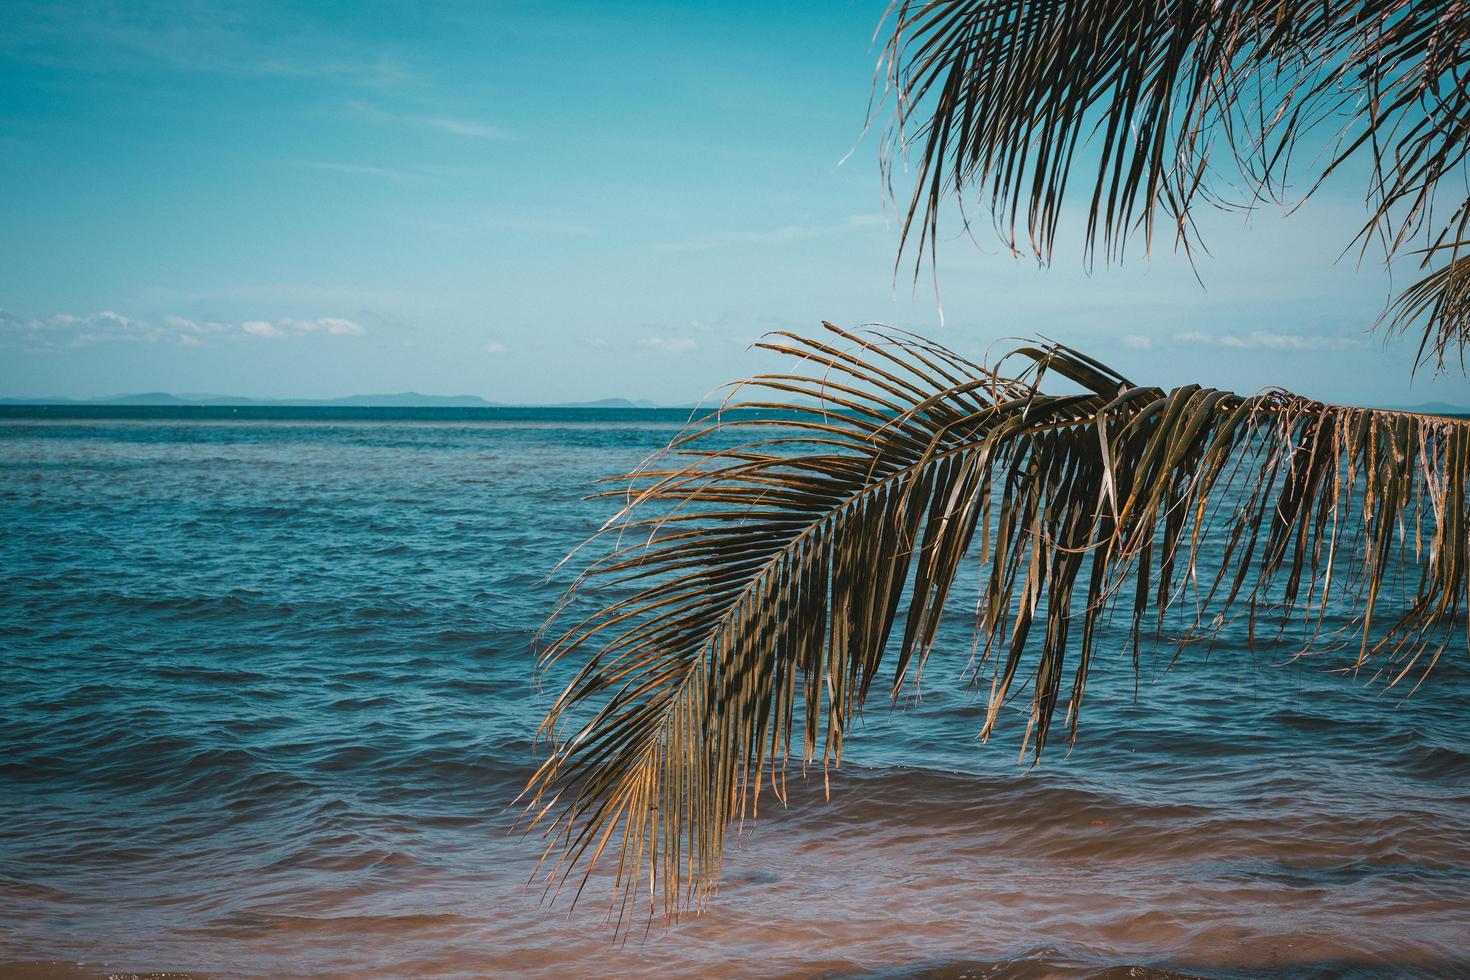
1388, 241, 1470, 372
524, 324, 1470, 927
877, 0, 1470, 367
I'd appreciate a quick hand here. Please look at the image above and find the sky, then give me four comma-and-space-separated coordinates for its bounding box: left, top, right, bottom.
2, 0, 1467, 407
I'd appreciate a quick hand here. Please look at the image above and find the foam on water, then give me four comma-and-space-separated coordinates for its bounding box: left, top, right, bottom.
1, 407, 1467, 979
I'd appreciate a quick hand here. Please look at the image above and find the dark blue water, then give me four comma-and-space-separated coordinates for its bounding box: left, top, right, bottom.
1, 408, 1467, 979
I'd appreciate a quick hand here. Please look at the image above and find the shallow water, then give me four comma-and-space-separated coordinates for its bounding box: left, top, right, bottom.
1, 407, 1467, 979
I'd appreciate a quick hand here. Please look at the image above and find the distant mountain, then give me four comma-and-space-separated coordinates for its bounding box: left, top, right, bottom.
0, 391, 670, 408
1392, 402, 1470, 417
548, 397, 659, 409
316, 392, 498, 407
103, 391, 188, 405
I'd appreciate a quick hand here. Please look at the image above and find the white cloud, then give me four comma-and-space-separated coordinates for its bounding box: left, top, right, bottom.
584, 337, 610, 349
0, 309, 164, 350
640, 336, 697, 353
483, 341, 509, 354
291, 317, 365, 336
95, 310, 141, 328
1123, 334, 1153, 351
0, 309, 365, 351
163, 315, 228, 334
1174, 330, 1363, 351
247, 317, 366, 338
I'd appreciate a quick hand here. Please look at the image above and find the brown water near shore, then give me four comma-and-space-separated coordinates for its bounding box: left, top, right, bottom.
5, 763, 1468, 978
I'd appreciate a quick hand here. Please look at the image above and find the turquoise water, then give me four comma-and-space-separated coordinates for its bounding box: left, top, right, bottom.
1, 407, 1467, 978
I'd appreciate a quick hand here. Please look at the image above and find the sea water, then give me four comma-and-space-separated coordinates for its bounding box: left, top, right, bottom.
1, 407, 1467, 978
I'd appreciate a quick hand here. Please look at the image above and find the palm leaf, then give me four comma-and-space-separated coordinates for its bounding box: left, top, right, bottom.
524, 323, 1470, 927
877, 0, 1470, 368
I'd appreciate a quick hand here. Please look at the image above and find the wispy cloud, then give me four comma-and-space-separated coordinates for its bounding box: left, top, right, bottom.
1123, 334, 1153, 351
295, 161, 418, 182
422, 116, 510, 139
658, 214, 886, 252
483, 341, 509, 354
640, 336, 697, 353
3, 5, 417, 88
1174, 330, 1364, 351
142, 284, 424, 308
1, 309, 364, 351
488, 217, 598, 238
348, 101, 514, 141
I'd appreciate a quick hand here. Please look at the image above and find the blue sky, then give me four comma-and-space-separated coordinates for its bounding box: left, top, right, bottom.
2, 0, 1467, 406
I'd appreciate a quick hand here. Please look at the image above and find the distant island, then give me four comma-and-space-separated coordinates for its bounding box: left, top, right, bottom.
0, 392, 1464, 416
1398, 401, 1470, 417
0, 392, 665, 409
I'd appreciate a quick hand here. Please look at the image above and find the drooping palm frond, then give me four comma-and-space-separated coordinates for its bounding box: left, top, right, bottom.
525, 324, 1470, 926
878, 0, 1470, 368
1388, 242, 1470, 373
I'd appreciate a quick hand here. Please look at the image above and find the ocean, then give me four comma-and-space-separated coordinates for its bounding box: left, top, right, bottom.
1, 407, 1467, 979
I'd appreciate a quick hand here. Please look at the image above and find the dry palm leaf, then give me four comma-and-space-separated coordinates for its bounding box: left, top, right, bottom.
524, 323, 1470, 926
